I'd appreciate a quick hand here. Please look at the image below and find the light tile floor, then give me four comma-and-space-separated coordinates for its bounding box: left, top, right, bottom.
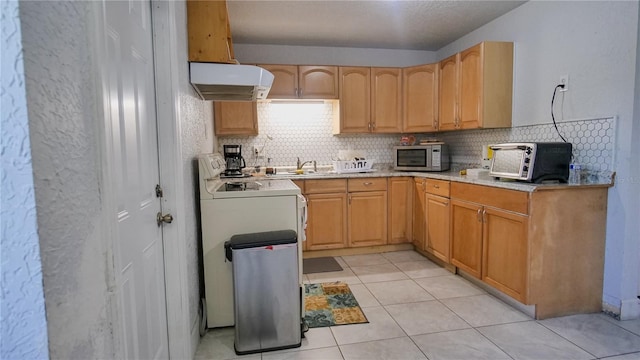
196, 251, 640, 360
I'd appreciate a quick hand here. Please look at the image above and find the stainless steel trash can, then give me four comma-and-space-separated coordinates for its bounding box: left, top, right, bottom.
224, 230, 301, 355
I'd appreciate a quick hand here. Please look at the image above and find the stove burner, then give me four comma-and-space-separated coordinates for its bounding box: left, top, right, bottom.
220, 172, 252, 178
220, 181, 262, 192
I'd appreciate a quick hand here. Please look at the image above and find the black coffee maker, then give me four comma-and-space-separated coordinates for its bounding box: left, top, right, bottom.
223, 145, 247, 177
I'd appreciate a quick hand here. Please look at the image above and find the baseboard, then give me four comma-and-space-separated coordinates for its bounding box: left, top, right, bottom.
413, 248, 456, 273
457, 270, 537, 319
620, 297, 640, 320
602, 300, 621, 319
603, 297, 640, 320
302, 243, 414, 259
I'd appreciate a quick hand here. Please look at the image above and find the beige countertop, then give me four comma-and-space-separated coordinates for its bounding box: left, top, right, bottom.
251, 167, 615, 192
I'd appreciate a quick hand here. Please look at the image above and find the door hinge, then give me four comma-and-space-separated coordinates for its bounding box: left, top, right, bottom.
155, 184, 164, 198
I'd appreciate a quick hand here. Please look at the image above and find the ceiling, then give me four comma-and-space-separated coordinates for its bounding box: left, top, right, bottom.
226, 1, 527, 51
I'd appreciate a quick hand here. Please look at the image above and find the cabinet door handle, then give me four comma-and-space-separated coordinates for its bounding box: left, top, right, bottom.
299, 88, 303, 98
477, 209, 482, 222
433, 184, 440, 189
348, 195, 352, 205
363, 182, 373, 186
482, 209, 487, 223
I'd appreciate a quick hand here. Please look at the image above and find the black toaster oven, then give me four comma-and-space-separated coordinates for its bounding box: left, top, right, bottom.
489, 142, 573, 183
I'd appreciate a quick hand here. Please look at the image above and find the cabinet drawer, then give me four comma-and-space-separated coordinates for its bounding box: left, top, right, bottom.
451, 182, 529, 214
305, 179, 347, 194
348, 177, 388, 192
425, 179, 450, 197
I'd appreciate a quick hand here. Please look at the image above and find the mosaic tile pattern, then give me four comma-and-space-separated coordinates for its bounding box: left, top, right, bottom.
217, 102, 616, 174
436, 117, 617, 173
218, 102, 399, 167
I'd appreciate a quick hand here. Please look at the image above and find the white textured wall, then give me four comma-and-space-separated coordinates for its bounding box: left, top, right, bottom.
10, 0, 213, 357
19, 1, 114, 358
633, 2, 640, 311
437, 0, 640, 319
1, 1, 49, 358
171, 0, 215, 346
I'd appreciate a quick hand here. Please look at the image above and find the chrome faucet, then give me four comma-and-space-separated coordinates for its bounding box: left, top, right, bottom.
297, 157, 317, 172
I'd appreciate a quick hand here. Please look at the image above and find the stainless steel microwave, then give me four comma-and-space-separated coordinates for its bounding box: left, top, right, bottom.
489, 142, 572, 183
393, 144, 450, 172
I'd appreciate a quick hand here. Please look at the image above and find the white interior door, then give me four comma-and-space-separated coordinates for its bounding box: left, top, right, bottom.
105, 1, 169, 359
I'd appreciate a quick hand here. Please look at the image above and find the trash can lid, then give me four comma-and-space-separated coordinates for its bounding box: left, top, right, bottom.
225, 229, 297, 250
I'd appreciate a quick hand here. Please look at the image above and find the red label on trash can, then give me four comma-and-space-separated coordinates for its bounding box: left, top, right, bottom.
265, 245, 274, 250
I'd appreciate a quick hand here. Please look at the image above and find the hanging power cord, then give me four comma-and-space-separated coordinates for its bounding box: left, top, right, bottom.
252, 134, 274, 168
551, 84, 568, 142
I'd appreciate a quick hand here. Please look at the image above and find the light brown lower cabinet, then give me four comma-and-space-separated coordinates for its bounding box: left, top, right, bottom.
388, 177, 413, 244
425, 193, 450, 263
413, 178, 451, 262
424, 179, 450, 263
412, 178, 426, 250
304, 179, 348, 250
450, 199, 484, 278
301, 178, 389, 250
450, 197, 528, 302
348, 178, 387, 247
450, 182, 609, 319
482, 207, 528, 302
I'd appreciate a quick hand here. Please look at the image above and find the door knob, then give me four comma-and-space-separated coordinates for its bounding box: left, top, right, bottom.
157, 212, 174, 226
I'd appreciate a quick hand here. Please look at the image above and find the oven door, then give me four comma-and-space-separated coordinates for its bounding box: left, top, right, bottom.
489, 143, 532, 180
394, 146, 430, 171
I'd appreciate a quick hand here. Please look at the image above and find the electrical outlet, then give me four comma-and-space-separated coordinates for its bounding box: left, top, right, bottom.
559, 75, 569, 92
253, 145, 264, 158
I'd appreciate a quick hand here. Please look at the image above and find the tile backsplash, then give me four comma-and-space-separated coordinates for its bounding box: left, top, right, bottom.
217, 102, 616, 174
218, 102, 399, 168
438, 116, 617, 172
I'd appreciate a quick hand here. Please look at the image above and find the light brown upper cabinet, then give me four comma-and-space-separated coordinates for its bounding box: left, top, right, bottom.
338, 67, 371, 133
336, 67, 403, 134
259, 65, 339, 99
213, 101, 258, 136
438, 54, 458, 131
403, 63, 439, 133
438, 41, 514, 131
187, 0, 237, 64
371, 68, 403, 133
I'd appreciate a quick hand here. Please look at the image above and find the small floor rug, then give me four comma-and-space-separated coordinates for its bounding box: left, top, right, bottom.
303, 257, 343, 274
304, 282, 368, 328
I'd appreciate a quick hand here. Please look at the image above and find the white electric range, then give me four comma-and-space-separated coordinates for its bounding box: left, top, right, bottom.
198, 153, 306, 328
